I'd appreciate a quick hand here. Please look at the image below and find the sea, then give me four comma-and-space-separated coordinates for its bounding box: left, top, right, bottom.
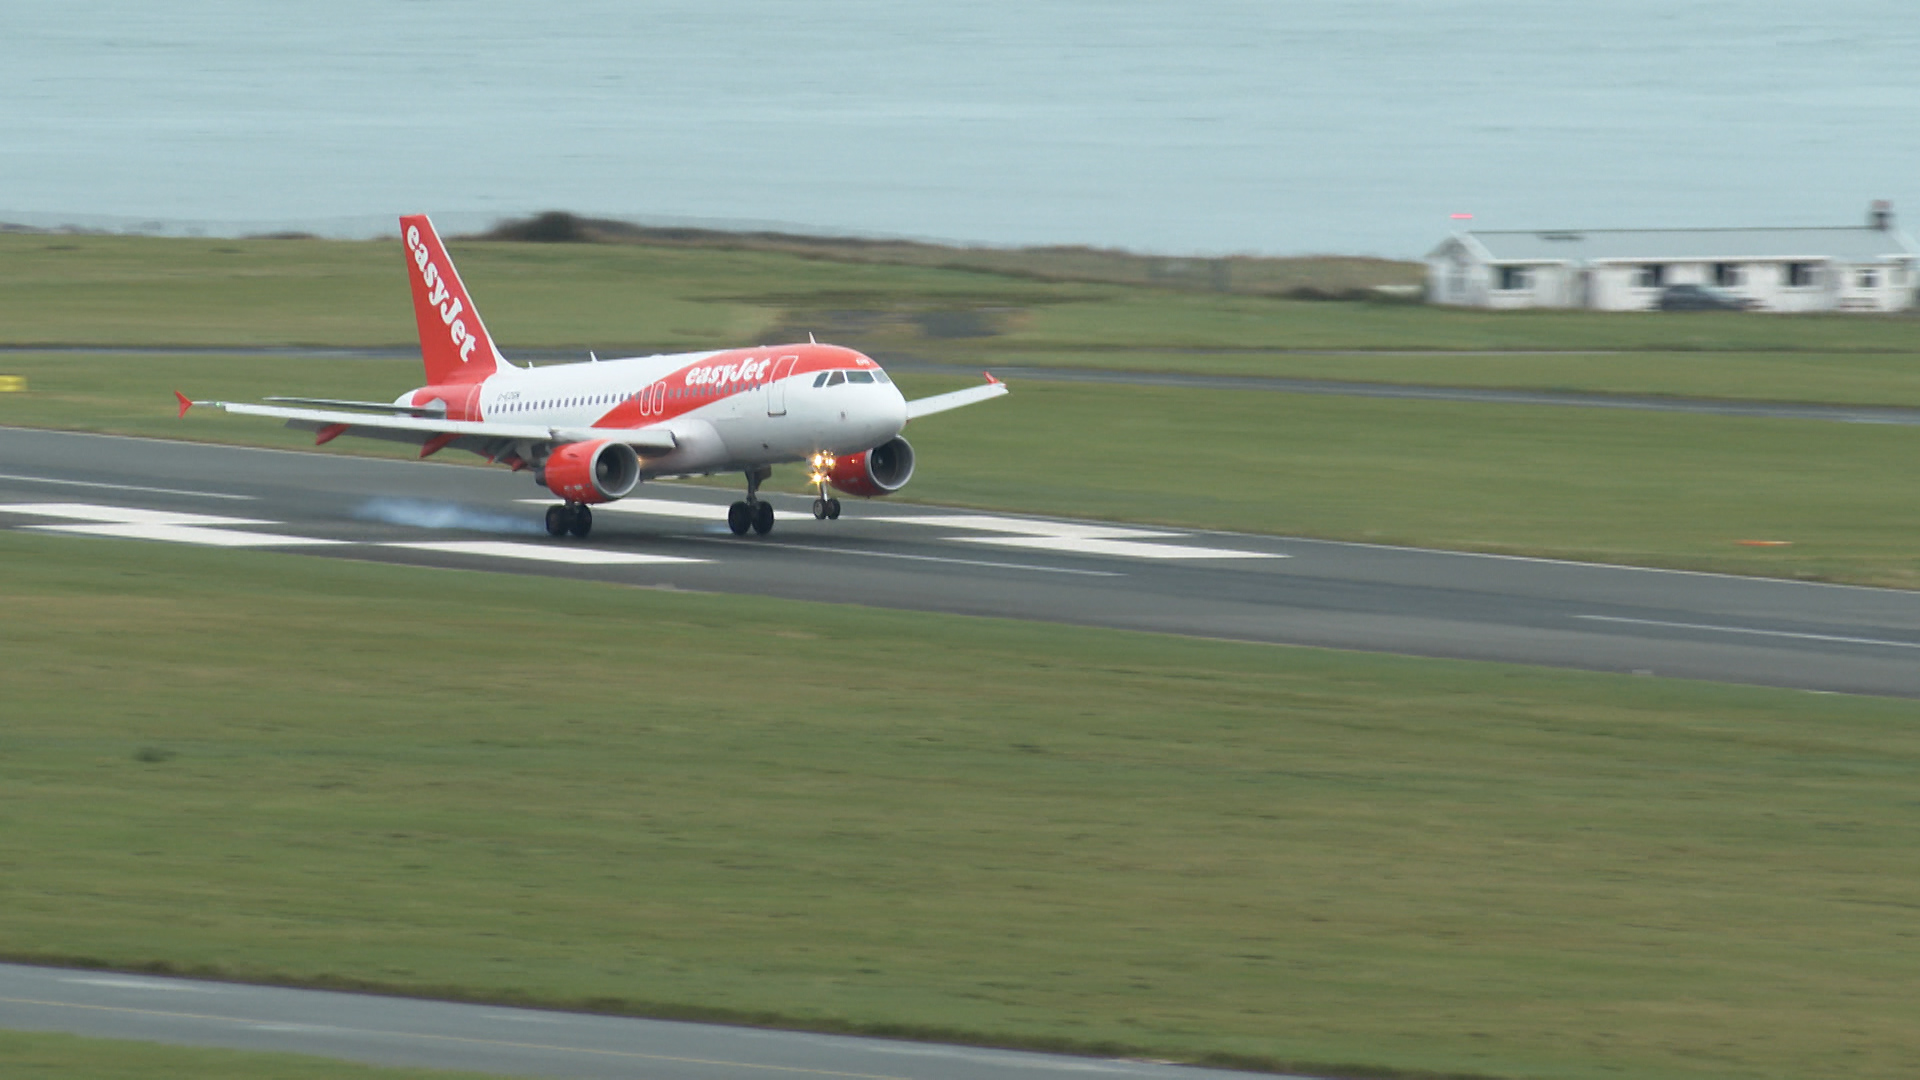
3, 1, 1917, 257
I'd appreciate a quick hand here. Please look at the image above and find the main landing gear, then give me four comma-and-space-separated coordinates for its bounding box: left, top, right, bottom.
545, 502, 593, 539
728, 466, 776, 537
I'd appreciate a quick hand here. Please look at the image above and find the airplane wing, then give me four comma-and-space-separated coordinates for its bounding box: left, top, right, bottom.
904, 373, 1009, 421
179, 396, 677, 459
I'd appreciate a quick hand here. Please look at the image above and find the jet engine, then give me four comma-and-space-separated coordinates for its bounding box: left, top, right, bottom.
826, 435, 915, 497
538, 439, 640, 503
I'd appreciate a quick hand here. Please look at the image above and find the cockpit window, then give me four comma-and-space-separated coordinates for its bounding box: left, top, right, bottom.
872, 370, 891, 384
825, 371, 846, 387
846, 370, 875, 384
812, 372, 829, 388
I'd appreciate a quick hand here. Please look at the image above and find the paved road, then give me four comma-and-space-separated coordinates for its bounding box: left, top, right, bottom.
0, 963, 1290, 1080
9, 346, 1920, 425
3, 426, 1918, 697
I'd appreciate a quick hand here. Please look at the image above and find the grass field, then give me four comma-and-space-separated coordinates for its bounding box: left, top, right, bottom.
4, 233, 1917, 391
2, 532, 1917, 1080
946, 348, 1920, 408
0, 1030, 498, 1080
4, 350, 1918, 588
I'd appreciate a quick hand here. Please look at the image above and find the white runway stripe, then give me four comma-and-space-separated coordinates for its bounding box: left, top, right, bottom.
3, 503, 342, 546
950, 535, 1282, 560
527, 497, 728, 521
28, 523, 344, 547
883, 514, 1179, 539
382, 541, 705, 565
887, 512, 1281, 559
0, 503, 275, 526
591, 502, 1283, 560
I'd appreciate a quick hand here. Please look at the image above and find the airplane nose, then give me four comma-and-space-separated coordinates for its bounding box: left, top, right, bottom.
886, 382, 908, 430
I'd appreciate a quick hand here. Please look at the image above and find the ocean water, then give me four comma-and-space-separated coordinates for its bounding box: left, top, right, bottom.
3, 1, 1917, 256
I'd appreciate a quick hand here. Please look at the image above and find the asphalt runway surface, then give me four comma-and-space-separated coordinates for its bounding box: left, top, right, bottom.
4, 426, 1918, 697
0, 963, 1292, 1080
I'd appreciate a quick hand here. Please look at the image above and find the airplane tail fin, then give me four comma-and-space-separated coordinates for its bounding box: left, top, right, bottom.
400, 214, 502, 385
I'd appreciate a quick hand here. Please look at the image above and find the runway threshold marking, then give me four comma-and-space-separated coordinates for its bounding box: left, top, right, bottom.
1574, 614, 1920, 651
0, 995, 912, 1080
694, 536, 1125, 576
382, 540, 704, 566
591, 503, 1284, 561
0, 472, 256, 501
884, 514, 1283, 560
0, 503, 343, 547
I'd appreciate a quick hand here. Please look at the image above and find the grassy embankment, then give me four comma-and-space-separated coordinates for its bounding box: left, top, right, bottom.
2, 531, 1917, 1080
3, 231, 1919, 403
0, 1031, 498, 1080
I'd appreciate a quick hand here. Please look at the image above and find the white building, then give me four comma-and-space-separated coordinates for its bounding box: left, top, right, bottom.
1427, 203, 1920, 313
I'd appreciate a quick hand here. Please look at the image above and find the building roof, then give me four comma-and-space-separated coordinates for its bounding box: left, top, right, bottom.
1437, 226, 1920, 265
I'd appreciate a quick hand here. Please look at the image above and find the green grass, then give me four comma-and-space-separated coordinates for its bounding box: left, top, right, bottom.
2, 532, 1918, 1080
0, 1030, 499, 1079
5, 351, 1918, 588
948, 349, 1920, 408
898, 378, 1920, 588
5, 233, 1918, 375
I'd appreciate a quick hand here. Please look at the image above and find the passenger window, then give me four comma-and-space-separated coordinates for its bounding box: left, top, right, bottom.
812, 372, 829, 388
846, 370, 874, 384
825, 371, 846, 387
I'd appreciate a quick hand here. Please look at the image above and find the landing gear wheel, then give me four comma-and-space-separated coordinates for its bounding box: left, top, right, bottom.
545, 505, 569, 537
567, 504, 593, 538
825, 498, 842, 520
752, 500, 775, 535
812, 498, 828, 520
727, 501, 752, 536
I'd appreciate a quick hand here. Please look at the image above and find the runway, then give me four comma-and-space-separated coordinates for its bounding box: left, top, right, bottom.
3, 425, 1918, 697
0, 963, 1292, 1080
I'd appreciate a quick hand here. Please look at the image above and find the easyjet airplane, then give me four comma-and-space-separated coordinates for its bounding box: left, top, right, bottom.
179, 214, 1007, 538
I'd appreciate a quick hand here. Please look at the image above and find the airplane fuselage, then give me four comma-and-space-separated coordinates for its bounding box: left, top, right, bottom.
405, 342, 909, 480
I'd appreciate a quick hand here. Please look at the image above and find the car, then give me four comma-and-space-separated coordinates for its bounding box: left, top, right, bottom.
1656, 284, 1756, 311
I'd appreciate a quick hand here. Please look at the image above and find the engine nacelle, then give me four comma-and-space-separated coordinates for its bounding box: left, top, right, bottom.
826, 435, 915, 497
538, 439, 640, 504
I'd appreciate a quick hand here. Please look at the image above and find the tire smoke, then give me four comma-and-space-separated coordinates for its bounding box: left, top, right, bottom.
353, 498, 545, 535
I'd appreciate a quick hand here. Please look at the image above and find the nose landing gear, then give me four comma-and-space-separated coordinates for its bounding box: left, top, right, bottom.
728, 466, 776, 536
545, 502, 593, 538
806, 454, 842, 520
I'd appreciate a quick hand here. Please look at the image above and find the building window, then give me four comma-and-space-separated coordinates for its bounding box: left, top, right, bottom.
1857, 269, 1879, 289
1785, 262, 1818, 287
1497, 266, 1530, 291
1713, 263, 1742, 287
1636, 264, 1666, 289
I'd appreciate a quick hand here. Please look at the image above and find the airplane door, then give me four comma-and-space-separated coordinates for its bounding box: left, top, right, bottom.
767, 355, 798, 416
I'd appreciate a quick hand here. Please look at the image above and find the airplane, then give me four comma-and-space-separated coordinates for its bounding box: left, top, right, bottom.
177, 214, 1008, 539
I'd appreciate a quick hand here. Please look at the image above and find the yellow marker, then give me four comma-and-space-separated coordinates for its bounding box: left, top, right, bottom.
0, 375, 25, 393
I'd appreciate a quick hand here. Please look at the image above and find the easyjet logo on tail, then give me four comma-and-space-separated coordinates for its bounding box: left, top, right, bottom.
406, 225, 477, 364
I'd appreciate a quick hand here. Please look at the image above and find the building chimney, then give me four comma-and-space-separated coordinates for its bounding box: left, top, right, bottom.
1869, 200, 1893, 230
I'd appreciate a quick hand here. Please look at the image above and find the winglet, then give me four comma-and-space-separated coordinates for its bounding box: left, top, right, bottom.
984, 372, 1001, 384
174, 390, 193, 417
